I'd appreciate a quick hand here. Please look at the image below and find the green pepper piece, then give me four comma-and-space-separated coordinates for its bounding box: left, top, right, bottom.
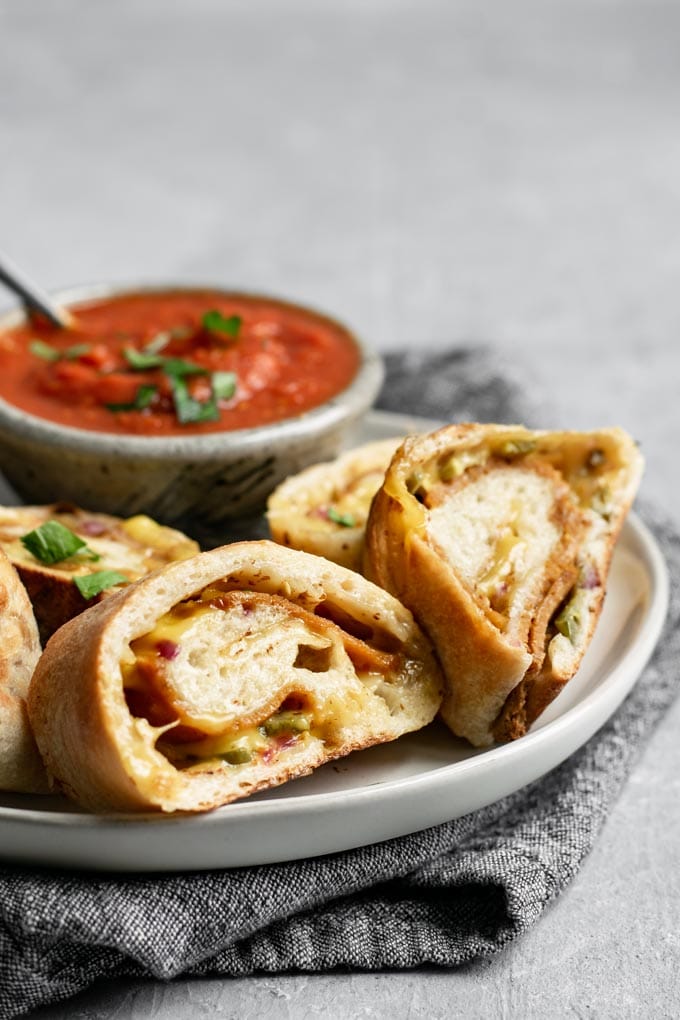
263, 712, 312, 736
498, 439, 536, 458
222, 746, 252, 765
327, 507, 355, 527
554, 601, 580, 643
591, 485, 612, 519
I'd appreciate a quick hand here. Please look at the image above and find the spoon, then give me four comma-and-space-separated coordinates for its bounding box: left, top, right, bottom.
0, 251, 75, 329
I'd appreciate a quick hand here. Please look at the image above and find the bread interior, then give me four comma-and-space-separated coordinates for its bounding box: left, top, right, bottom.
425, 462, 585, 655
121, 586, 410, 774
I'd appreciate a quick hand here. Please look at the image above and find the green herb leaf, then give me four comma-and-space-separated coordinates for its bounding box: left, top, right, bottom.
74, 570, 130, 600
162, 357, 208, 378
29, 340, 60, 362
202, 310, 242, 338
123, 347, 166, 371
63, 343, 92, 360
135, 384, 158, 409
211, 370, 237, 401
20, 520, 100, 565
121, 347, 231, 424
327, 507, 356, 527
124, 345, 209, 382
106, 384, 158, 413
144, 331, 171, 355
169, 375, 219, 424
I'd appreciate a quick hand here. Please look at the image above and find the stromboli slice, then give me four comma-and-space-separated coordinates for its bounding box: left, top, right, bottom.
0, 503, 199, 642
28, 540, 443, 813
365, 423, 643, 747
267, 438, 403, 570
0, 547, 46, 793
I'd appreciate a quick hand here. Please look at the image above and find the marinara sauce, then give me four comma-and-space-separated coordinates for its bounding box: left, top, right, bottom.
0, 291, 360, 436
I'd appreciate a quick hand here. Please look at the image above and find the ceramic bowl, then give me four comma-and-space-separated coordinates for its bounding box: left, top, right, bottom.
0, 284, 383, 537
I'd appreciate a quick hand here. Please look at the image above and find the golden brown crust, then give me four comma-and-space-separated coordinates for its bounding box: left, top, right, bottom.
14, 565, 94, 648
0, 548, 46, 792
0, 503, 199, 643
367, 485, 532, 745
365, 423, 644, 746
28, 540, 443, 813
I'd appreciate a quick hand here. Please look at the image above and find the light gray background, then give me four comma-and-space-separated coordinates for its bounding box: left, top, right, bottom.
1, 1, 678, 1017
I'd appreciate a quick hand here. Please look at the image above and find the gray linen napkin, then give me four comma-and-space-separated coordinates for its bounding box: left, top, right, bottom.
1, 349, 677, 1020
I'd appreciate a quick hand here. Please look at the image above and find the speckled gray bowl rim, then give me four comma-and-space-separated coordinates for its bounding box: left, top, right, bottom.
0, 283, 384, 461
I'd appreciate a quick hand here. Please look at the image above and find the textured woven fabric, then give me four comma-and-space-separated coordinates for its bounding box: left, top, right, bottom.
0, 349, 677, 1019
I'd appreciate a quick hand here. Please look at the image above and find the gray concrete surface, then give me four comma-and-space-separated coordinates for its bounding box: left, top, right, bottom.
1, 0, 679, 1016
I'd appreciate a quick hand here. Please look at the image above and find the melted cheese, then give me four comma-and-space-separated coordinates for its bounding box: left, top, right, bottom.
476, 522, 525, 598
438, 447, 489, 480
121, 588, 391, 770
162, 713, 314, 768
0, 507, 197, 579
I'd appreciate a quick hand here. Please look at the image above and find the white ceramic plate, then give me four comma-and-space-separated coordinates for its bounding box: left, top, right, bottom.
0, 411, 669, 872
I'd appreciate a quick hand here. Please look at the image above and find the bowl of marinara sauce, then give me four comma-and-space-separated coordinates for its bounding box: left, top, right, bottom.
0, 285, 383, 531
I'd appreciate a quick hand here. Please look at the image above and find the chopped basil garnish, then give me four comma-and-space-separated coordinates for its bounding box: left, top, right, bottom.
123, 347, 166, 371
20, 521, 100, 566
165, 363, 236, 423
144, 331, 171, 355
161, 357, 207, 378
327, 507, 356, 527
74, 570, 129, 600
29, 340, 60, 362
212, 371, 237, 401
106, 384, 158, 413
169, 374, 219, 424
31, 340, 92, 363
63, 343, 92, 360
124, 348, 208, 378
133, 384, 157, 409
202, 310, 242, 338
109, 346, 237, 425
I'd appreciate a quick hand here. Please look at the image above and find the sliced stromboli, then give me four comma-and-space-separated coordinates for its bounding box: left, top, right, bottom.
267, 438, 403, 571
364, 423, 643, 747
0, 503, 199, 642
28, 541, 443, 813
0, 547, 46, 793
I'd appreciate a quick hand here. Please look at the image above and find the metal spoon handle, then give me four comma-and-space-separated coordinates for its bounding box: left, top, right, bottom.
0, 251, 74, 329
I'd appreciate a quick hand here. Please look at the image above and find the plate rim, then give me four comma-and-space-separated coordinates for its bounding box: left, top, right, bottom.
0, 413, 669, 868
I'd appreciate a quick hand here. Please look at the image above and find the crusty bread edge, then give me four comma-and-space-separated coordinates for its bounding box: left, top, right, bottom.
366, 486, 531, 747
365, 422, 644, 746
0, 549, 47, 793
28, 540, 443, 813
